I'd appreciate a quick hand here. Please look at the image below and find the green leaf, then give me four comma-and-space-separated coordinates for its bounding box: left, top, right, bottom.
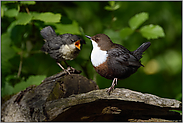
53, 20, 81, 35
32, 12, 61, 23
104, 6, 113, 11
1, 33, 16, 62
13, 75, 46, 94
105, 1, 120, 11
109, 1, 115, 7
4, 8, 19, 17
129, 12, 149, 30
1, 1, 17, 4
7, 21, 18, 33
1, 6, 4, 17
26, 75, 46, 85
15, 12, 32, 25
1, 82, 14, 97
119, 27, 134, 39
13, 81, 28, 94
140, 24, 165, 40
20, 1, 36, 5
1, 33, 16, 74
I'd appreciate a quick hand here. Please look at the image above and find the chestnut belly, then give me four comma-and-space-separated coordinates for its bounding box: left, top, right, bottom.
94, 61, 140, 80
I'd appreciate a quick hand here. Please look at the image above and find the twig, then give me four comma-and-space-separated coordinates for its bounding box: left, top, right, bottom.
17, 52, 23, 78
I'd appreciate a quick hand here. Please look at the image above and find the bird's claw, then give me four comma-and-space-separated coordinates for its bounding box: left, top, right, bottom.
106, 78, 118, 95
65, 67, 82, 74
106, 86, 115, 95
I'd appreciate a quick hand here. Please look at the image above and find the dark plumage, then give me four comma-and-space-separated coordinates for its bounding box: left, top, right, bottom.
86, 34, 151, 94
40, 26, 85, 74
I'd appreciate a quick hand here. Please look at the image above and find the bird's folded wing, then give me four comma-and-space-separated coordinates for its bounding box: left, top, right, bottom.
108, 48, 143, 67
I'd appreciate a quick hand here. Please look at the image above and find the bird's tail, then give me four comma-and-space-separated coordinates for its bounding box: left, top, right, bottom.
40, 26, 57, 40
132, 42, 151, 60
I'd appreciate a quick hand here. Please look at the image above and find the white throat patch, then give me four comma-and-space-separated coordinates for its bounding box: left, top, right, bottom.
91, 40, 108, 67
59, 43, 77, 60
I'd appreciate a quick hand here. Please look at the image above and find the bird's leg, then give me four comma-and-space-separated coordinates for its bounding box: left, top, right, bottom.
56, 62, 71, 74
106, 78, 118, 94
64, 61, 76, 72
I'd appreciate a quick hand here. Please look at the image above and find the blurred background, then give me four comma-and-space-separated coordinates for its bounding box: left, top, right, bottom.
1, 1, 182, 101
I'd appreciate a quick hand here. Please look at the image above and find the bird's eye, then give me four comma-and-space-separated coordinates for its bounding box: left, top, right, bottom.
95, 38, 99, 42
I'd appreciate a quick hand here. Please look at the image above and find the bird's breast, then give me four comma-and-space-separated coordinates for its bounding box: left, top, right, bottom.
91, 47, 108, 67
59, 44, 79, 60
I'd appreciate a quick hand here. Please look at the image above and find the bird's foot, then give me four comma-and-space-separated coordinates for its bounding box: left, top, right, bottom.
64, 69, 71, 75
106, 78, 118, 95
66, 66, 82, 74
68, 66, 76, 73
106, 86, 114, 95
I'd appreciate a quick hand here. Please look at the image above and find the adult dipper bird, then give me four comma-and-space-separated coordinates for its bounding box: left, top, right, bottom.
85, 34, 151, 94
40, 26, 85, 74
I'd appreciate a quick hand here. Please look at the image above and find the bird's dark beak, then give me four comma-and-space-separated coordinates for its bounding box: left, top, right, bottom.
85, 35, 92, 40
75, 40, 81, 50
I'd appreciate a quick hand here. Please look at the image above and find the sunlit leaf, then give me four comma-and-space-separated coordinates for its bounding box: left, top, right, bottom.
1, 6, 4, 17
104, 6, 113, 11
13, 75, 46, 94
13, 81, 28, 94
20, 1, 36, 5
109, 1, 115, 7
104, 1, 120, 11
53, 20, 81, 35
15, 12, 32, 25
26, 75, 46, 85
1, 1, 17, 4
32, 12, 61, 23
140, 24, 165, 39
129, 12, 149, 30
4, 8, 19, 17
119, 27, 134, 39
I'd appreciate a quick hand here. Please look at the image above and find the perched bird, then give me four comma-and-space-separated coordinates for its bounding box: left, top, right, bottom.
40, 26, 85, 74
85, 34, 151, 94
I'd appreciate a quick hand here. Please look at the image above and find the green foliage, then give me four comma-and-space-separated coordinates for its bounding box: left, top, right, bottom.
119, 12, 165, 40
2, 75, 46, 97
1, 1, 181, 101
140, 24, 165, 40
1, 33, 16, 73
4, 8, 19, 17
13, 75, 46, 94
32, 12, 61, 23
16, 13, 32, 25
1, 1, 82, 97
105, 1, 120, 11
119, 27, 134, 39
20, 1, 36, 5
1, 82, 14, 97
129, 12, 149, 30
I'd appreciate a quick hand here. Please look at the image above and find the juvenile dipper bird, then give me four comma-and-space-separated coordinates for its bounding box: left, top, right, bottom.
85, 34, 151, 94
40, 26, 85, 74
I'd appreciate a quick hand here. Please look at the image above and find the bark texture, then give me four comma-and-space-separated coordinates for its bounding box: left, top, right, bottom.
1, 69, 182, 122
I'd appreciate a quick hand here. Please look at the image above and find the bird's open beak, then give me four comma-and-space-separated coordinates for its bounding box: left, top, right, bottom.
75, 40, 81, 50
85, 35, 92, 40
